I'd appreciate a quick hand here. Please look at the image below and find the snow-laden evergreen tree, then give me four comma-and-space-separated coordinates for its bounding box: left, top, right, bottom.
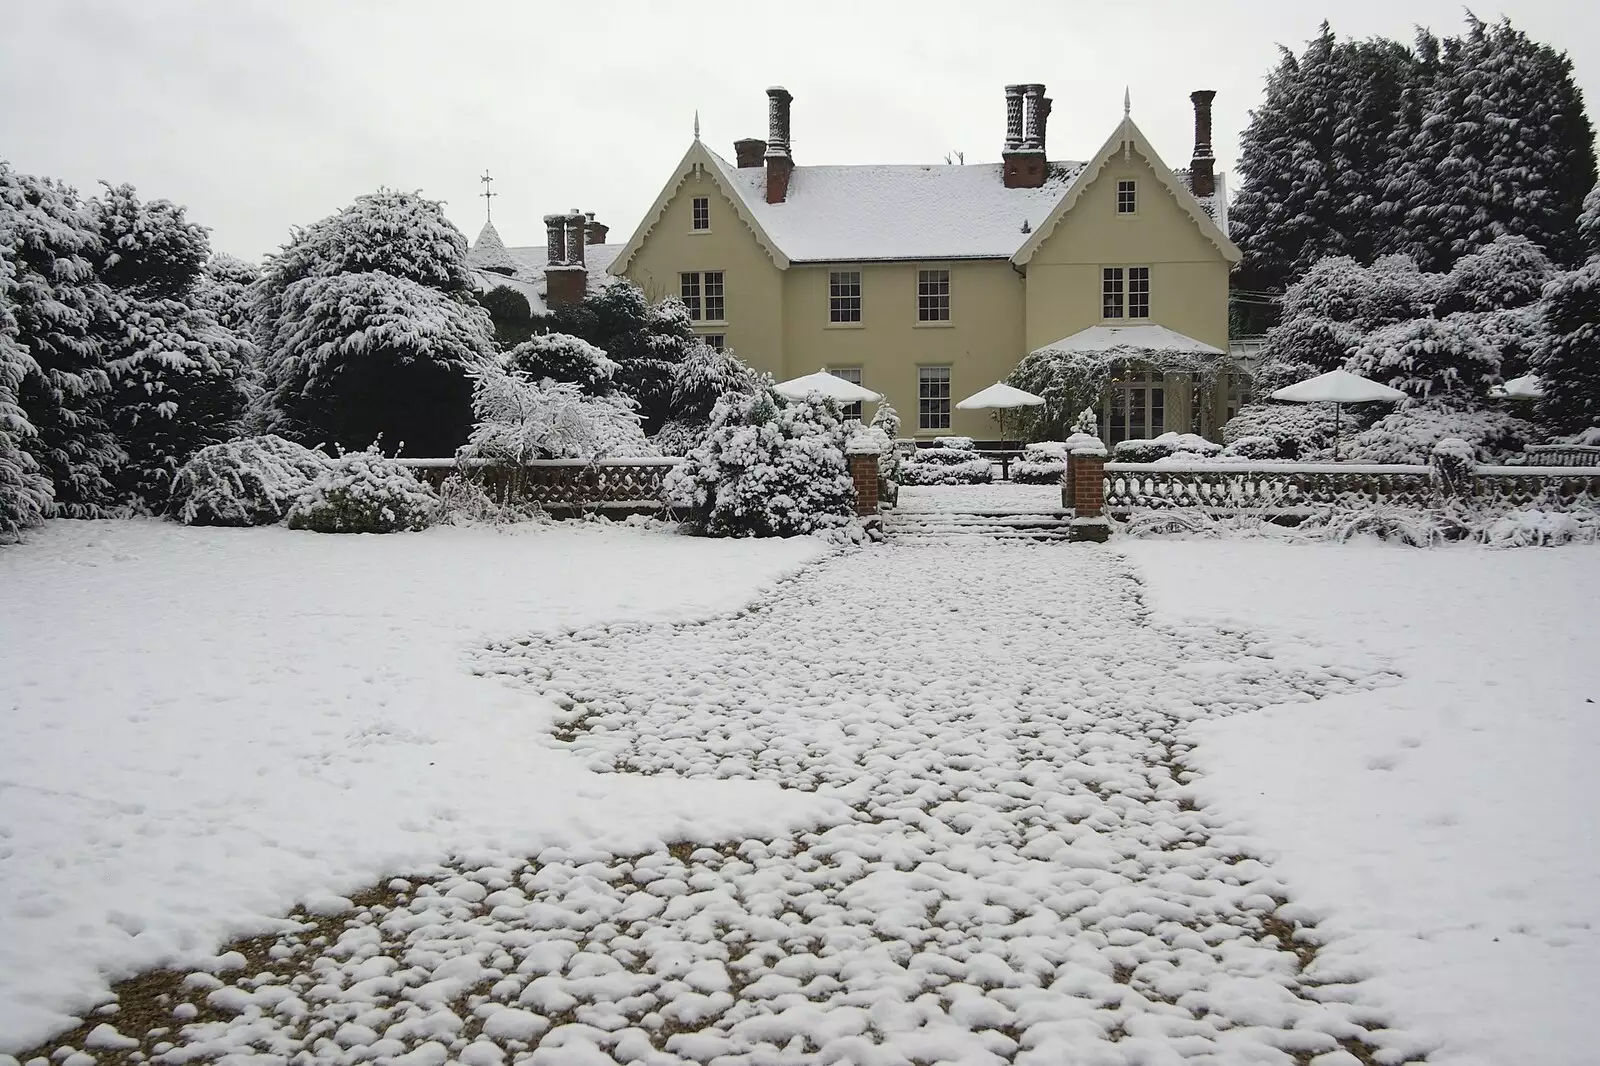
0, 162, 120, 516
1534, 258, 1600, 434
655, 343, 764, 455
1279, 255, 1430, 332
504, 332, 617, 395
91, 183, 254, 505
255, 189, 493, 456
1438, 235, 1555, 314
0, 250, 53, 535
1392, 16, 1596, 270
1346, 313, 1500, 404
478, 285, 535, 346
195, 252, 261, 334
540, 282, 697, 434
1231, 26, 1415, 292
1575, 179, 1600, 258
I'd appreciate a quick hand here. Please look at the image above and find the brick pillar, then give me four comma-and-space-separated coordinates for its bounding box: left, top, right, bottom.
1068, 441, 1110, 542
847, 451, 880, 516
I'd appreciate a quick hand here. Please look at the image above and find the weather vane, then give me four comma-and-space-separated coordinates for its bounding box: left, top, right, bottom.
479, 170, 497, 223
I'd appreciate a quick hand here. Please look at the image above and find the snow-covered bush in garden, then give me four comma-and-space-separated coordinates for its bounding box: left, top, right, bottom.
1113, 433, 1222, 463
1534, 258, 1600, 435
1346, 313, 1501, 404
1220, 435, 1281, 459
664, 390, 856, 538
1223, 403, 1341, 460
1439, 235, 1555, 313
286, 450, 439, 534
1481, 508, 1583, 548
1072, 407, 1098, 436
462, 363, 655, 464
1281, 255, 1433, 332
167, 434, 330, 526
504, 333, 617, 395
654, 344, 764, 455
898, 457, 993, 486
1342, 404, 1536, 464
1011, 455, 1067, 484
935, 436, 975, 450
870, 401, 904, 490
1298, 505, 1453, 547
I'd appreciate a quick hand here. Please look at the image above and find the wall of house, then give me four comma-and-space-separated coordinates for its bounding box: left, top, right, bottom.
619, 166, 786, 380
781, 259, 1026, 438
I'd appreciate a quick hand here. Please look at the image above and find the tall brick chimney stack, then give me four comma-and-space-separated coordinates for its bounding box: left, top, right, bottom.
734, 137, 768, 168
584, 211, 608, 245
1189, 90, 1217, 198
545, 210, 589, 308
1003, 82, 1049, 189
764, 87, 794, 204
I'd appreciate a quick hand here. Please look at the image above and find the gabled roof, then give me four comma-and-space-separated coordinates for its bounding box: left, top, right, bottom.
466, 232, 625, 314
1012, 115, 1240, 266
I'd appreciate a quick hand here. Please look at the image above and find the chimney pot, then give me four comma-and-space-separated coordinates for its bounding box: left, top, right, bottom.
764, 87, 795, 204
542, 214, 566, 266
734, 137, 768, 168
1189, 89, 1217, 199
1021, 84, 1046, 150
1003, 82, 1048, 189
584, 214, 609, 246
1003, 84, 1025, 151
563, 212, 586, 267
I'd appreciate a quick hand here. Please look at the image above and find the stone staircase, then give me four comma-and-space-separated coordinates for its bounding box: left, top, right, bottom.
883, 508, 1076, 542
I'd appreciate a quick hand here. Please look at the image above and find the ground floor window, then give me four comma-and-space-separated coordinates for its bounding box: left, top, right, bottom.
829, 366, 864, 420
702, 334, 726, 351
918, 366, 951, 430
1225, 371, 1252, 422
1104, 366, 1166, 444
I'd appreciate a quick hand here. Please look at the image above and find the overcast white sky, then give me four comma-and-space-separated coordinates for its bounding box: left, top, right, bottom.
3, 0, 1595, 262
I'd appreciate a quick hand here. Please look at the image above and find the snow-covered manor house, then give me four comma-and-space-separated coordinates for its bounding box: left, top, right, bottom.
468, 83, 1242, 442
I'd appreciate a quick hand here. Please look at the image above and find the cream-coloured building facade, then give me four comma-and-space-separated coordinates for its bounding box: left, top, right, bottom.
605, 84, 1242, 442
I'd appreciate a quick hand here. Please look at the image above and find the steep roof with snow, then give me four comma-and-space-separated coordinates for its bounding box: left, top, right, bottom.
705, 152, 1085, 263
467, 234, 624, 314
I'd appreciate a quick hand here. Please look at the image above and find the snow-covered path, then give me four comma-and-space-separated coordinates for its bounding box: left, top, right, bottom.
30, 542, 1434, 1064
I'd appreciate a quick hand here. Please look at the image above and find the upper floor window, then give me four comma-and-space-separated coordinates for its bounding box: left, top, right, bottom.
919, 366, 951, 430
680, 271, 724, 320
830, 367, 864, 420
829, 271, 862, 323
1102, 266, 1150, 320
692, 197, 710, 230
1117, 180, 1137, 214
917, 269, 950, 322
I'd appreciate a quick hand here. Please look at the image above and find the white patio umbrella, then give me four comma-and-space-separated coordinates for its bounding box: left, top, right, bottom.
1270, 369, 1406, 459
1497, 374, 1545, 399
772, 369, 883, 405
955, 382, 1046, 443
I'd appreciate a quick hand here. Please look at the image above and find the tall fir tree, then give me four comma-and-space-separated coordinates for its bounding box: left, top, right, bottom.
0, 162, 121, 516
1535, 259, 1600, 435
195, 252, 262, 334
255, 189, 493, 456
1578, 179, 1600, 258
1392, 15, 1596, 270
0, 249, 54, 535
91, 183, 255, 505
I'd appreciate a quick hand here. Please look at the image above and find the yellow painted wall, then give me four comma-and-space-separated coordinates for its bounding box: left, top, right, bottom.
781, 260, 1025, 438
620, 166, 787, 380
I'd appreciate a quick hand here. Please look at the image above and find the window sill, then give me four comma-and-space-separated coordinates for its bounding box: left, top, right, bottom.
912, 321, 954, 329
687, 229, 712, 235
695, 320, 729, 328
824, 322, 865, 330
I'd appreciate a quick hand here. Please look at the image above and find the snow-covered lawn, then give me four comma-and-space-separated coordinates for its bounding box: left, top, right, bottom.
0, 520, 834, 1051
1125, 540, 1600, 1066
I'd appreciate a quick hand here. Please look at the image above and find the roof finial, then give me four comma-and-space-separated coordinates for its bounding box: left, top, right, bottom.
693, 109, 701, 141
1123, 87, 1131, 118
479, 169, 496, 223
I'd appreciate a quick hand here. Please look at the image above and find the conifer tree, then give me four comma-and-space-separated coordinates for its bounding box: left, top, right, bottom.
1578, 180, 1600, 258
0, 251, 53, 535
1535, 259, 1600, 434
0, 162, 120, 516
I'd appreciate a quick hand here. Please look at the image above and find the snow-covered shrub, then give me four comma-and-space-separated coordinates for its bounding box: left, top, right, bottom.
462, 363, 655, 464
1440, 235, 1555, 314
935, 436, 975, 450
1280, 255, 1433, 333
1112, 433, 1222, 464
1430, 436, 1477, 498
910, 445, 987, 466
1072, 407, 1098, 436
1223, 403, 1340, 460
504, 333, 617, 395
1534, 258, 1600, 435
1342, 404, 1536, 464
286, 450, 439, 534
1011, 457, 1067, 484
654, 344, 765, 456
871, 401, 904, 490
898, 457, 993, 485
1220, 435, 1281, 459
664, 390, 856, 538
434, 472, 548, 527
1481, 508, 1581, 547
1120, 509, 1221, 538
1300, 505, 1450, 547
167, 434, 331, 526
1346, 314, 1501, 404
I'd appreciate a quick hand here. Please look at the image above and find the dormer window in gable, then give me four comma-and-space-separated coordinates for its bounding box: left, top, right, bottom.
691, 197, 710, 231
1117, 180, 1137, 214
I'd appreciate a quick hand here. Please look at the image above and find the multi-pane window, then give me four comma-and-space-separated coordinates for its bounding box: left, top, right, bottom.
679, 272, 700, 319
692, 197, 710, 230
918, 366, 951, 430
917, 269, 950, 322
680, 271, 725, 321
1106, 366, 1165, 445
703, 334, 727, 351
829, 271, 862, 323
704, 271, 725, 321
1102, 266, 1150, 319
1102, 268, 1125, 319
831, 367, 864, 420
1117, 179, 1137, 214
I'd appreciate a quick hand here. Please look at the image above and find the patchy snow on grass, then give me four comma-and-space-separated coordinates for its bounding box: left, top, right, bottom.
0, 520, 835, 1051
1123, 540, 1600, 1066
